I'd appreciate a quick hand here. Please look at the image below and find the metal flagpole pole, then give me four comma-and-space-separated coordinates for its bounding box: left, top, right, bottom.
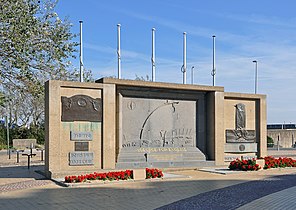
182, 32, 187, 84
152, 28, 156, 82
79, 21, 84, 82
6, 115, 9, 155
191, 66, 195, 85
211, 35, 216, 86
253, 60, 258, 94
117, 24, 121, 79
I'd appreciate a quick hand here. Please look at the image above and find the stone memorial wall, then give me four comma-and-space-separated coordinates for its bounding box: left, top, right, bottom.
45, 79, 267, 178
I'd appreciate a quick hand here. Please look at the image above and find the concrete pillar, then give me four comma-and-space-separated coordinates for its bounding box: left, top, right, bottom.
257, 96, 267, 158
206, 91, 225, 165
102, 84, 116, 169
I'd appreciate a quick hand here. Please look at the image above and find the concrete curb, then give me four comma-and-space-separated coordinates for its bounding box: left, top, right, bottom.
52, 172, 190, 188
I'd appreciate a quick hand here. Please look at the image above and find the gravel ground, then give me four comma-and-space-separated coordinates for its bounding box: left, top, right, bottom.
157, 174, 296, 210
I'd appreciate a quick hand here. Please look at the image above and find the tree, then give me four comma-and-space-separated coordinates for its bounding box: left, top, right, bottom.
0, 92, 4, 108
135, 74, 150, 81
0, 0, 79, 95
267, 136, 274, 148
0, 0, 93, 144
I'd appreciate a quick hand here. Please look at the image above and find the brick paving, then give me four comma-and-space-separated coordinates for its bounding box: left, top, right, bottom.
0, 149, 54, 193
1, 149, 296, 209
0, 179, 53, 193
158, 173, 296, 209
237, 186, 296, 210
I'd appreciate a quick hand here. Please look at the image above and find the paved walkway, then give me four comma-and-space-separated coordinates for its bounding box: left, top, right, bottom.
1, 150, 296, 209
238, 185, 296, 210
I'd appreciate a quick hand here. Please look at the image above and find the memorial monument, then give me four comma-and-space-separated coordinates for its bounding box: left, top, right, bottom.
45, 78, 267, 178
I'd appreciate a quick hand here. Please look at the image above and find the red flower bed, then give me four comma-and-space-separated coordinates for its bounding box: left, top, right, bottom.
64, 168, 164, 183
65, 170, 133, 183
228, 158, 261, 171
264, 156, 296, 169
146, 168, 164, 179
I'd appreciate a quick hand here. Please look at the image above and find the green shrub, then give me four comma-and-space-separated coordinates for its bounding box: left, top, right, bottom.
267, 136, 274, 147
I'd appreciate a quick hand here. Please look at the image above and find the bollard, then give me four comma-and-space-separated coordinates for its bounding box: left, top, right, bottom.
16, 150, 24, 163
16, 151, 20, 163
37, 149, 45, 161
277, 135, 280, 151
27, 155, 30, 169
8, 149, 11, 159
41, 149, 44, 161
22, 153, 36, 169
30, 143, 33, 156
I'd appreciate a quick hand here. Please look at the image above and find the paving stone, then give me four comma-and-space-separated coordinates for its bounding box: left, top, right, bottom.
0, 180, 53, 193
2, 149, 296, 209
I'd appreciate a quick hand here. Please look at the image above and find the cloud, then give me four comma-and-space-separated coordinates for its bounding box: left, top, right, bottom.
223, 13, 296, 28
83, 7, 296, 123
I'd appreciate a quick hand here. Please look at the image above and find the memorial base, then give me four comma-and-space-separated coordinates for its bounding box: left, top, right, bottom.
224, 143, 257, 153
115, 147, 212, 169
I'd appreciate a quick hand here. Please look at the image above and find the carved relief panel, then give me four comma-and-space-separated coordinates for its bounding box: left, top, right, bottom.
121, 97, 196, 148
61, 95, 102, 122
226, 103, 256, 143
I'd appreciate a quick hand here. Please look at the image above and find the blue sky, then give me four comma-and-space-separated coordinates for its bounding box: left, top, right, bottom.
56, 0, 296, 124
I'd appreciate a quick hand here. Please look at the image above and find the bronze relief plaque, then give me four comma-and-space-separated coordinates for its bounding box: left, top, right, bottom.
61, 95, 102, 122
75, 142, 89, 151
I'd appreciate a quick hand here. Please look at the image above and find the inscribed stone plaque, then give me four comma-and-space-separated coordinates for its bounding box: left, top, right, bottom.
148, 153, 183, 162
69, 152, 94, 165
70, 131, 93, 141
121, 98, 196, 148
61, 95, 102, 122
75, 142, 89, 151
224, 143, 257, 153
224, 155, 257, 162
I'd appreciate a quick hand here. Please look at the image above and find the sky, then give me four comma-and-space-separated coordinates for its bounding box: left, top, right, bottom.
55, 0, 296, 124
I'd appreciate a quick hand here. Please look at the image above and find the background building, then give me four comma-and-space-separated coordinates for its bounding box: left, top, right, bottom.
267, 124, 296, 148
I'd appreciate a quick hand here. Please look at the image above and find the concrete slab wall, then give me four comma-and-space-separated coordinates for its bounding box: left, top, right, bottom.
224, 93, 267, 160
224, 99, 256, 130
45, 80, 116, 178
205, 92, 215, 160
45, 78, 267, 178
268, 129, 296, 148
115, 85, 209, 168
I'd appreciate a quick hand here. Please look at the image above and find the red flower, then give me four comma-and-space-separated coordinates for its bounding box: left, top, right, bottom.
64, 168, 163, 183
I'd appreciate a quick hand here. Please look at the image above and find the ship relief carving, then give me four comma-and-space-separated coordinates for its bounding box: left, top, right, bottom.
121, 99, 196, 148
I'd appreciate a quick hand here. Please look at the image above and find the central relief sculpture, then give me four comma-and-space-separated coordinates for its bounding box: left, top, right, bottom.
121, 98, 196, 148
226, 103, 256, 143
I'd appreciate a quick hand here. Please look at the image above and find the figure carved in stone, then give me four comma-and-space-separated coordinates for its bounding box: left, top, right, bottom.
226, 103, 256, 143
235, 103, 246, 130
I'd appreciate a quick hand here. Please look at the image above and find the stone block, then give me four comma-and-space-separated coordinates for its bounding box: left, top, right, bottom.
13, 139, 36, 149
256, 159, 265, 169
133, 168, 146, 180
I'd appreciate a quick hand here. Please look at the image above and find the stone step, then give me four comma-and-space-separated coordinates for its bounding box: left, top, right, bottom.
116, 160, 215, 169
116, 147, 207, 169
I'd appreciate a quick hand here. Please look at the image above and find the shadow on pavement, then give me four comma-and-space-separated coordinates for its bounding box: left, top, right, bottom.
158, 173, 296, 210
0, 165, 46, 179
1, 174, 296, 209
